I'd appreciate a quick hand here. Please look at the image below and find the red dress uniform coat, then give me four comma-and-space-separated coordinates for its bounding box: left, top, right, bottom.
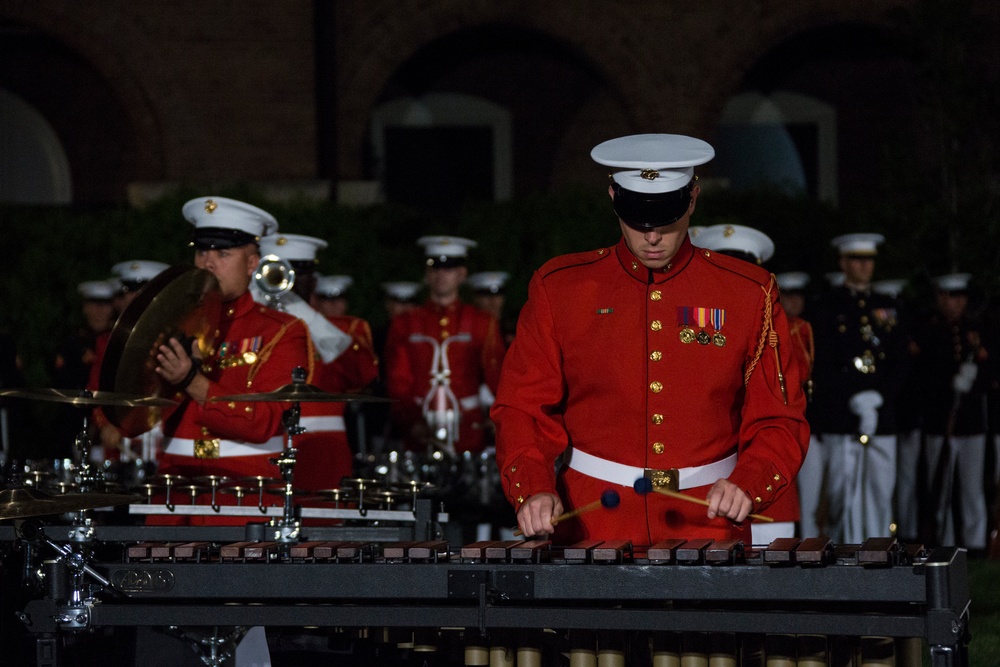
492, 238, 809, 546
295, 315, 379, 492
154, 291, 313, 525
384, 300, 506, 454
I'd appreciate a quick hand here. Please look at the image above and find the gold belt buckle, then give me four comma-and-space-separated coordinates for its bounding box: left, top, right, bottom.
644, 467, 680, 492
194, 439, 221, 459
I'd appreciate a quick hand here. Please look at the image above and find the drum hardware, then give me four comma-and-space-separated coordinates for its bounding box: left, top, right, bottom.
0, 388, 178, 494
312, 488, 357, 508
163, 626, 249, 667
340, 477, 380, 515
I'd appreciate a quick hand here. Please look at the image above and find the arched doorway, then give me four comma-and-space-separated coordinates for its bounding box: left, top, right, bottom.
0, 88, 71, 204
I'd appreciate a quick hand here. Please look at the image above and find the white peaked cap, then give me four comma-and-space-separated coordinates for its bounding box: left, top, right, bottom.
873, 279, 908, 298
314, 274, 354, 298
831, 233, 885, 256
183, 196, 278, 247
77, 280, 117, 300
111, 260, 170, 283
466, 271, 510, 294
259, 233, 328, 262
776, 272, 811, 291
591, 133, 714, 194
382, 281, 422, 302
934, 273, 972, 292
696, 224, 775, 263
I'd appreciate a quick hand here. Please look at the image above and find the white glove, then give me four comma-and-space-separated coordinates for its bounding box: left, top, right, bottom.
952, 361, 978, 394
848, 390, 883, 437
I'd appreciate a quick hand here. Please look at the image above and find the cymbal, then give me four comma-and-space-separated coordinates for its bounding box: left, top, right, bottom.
100, 266, 222, 435
0, 488, 142, 520
213, 382, 393, 404
0, 388, 178, 408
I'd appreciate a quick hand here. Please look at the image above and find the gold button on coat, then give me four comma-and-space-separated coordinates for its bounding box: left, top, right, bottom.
649, 381, 663, 393
650, 290, 662, 301
650, 320, 662, 331
652, 442, 664, 454
651, 413, 664, 425
649, 350, 662, 362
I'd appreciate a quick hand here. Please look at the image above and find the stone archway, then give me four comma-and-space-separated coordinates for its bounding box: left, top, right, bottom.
0, 8, 165, 203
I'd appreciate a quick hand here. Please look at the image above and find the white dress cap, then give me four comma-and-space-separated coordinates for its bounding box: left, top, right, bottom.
776, 272, 811, 291
77, 280, 117, 301
314, 274, 354, 299
466, 271, 510, 294
934, 273, 972, 292
259, 233, 328, 262
183, 196, 278, 247
382, 281, 422, 302
591, 134, 714, 194
825, 271, 846, 286
417, 235, 477, 267
696, 224, 775, 263
830, 233, 885, 256
111, 260, 170, 284
873, 279, 908, 299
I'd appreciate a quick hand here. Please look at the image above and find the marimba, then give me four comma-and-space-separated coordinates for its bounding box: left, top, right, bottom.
13, 536, 970, 666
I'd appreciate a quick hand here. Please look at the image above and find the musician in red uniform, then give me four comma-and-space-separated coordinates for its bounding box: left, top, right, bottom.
152, 197, 314, 525
493, 134, 809, 547
383, 236, 507, 455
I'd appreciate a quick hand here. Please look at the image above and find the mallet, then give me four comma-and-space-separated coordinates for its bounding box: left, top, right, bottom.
633, 477, 773, 523
513, 488, 621, 537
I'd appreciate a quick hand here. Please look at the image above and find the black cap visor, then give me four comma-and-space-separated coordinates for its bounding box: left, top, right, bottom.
612, 182, 693, 231
191, 227, 258, 250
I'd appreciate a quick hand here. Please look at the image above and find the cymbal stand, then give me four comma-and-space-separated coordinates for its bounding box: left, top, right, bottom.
71, 406, 102, 493
267, 400, 304, 543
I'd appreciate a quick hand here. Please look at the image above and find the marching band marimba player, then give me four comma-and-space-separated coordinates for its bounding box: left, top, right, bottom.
492, 134, 810, 546
150, 196, 314, 525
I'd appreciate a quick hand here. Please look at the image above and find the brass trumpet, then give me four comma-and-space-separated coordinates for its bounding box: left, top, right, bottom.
253, 254, 296, 305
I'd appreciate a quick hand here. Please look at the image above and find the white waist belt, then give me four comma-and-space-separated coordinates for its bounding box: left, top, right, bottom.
567, 448, 738, 490
299, 416, 346, 432
163, 435, 285, 458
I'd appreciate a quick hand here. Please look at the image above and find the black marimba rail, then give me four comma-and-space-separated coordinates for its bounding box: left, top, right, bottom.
17, 538, 970, 662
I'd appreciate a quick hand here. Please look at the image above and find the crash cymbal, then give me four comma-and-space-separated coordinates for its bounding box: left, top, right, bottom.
0, 487, 142, 520
0, 388, 178, 408
212, 382, 392, 403
100, 266, 222, 435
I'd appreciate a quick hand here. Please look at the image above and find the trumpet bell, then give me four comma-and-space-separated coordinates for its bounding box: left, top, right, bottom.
254, 254, 295, 296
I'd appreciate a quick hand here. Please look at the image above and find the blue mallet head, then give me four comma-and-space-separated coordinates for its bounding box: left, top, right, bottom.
633, 477, 654, 495
601, 489, 621, 509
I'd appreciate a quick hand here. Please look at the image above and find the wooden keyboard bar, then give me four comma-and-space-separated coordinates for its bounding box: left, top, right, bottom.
763, 537, 801, 564
675, 538, 713, 563
647, 539, 686, 564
